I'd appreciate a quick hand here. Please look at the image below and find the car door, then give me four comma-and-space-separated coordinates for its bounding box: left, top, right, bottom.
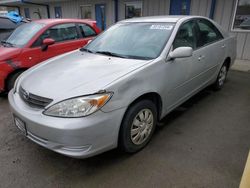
165, 20, 204, 109
29, 23, 90, 64
195, 19, 225, 82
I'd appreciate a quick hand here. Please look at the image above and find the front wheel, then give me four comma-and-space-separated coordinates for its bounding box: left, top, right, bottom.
213, 63, 228, 90
119, 100, 157, 153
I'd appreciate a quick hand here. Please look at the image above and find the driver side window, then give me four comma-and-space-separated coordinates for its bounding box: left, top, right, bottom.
32, 23, 79, 47
173, 20, 197, 50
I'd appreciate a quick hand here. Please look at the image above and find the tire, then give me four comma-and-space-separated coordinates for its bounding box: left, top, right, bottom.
6, 71, 24, 92
119, 100, 157, 153
213, 63, 228, 91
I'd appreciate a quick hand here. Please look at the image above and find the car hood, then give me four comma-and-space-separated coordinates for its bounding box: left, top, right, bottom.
21, 50, 151, 100
0, 46, 22, 61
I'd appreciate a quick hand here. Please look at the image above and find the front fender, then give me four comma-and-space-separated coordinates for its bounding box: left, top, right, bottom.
100, 61, 165, 115
0, 62, 15, 91
101, 77, 160, 113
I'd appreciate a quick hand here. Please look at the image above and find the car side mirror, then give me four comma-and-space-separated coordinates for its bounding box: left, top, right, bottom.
168, 47, 193, 60
41, 38, 55, 51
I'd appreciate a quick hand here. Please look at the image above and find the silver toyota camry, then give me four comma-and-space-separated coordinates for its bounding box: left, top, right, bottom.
9, 16, 236, 158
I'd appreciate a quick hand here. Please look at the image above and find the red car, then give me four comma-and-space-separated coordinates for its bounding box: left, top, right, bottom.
0, 19, 100, 93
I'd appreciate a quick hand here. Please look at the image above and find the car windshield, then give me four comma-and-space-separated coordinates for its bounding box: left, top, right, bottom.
84, 22, 175, 60
3, 22, 45, 47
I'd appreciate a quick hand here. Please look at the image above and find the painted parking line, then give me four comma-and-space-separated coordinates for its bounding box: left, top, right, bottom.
240, 151, 250, 188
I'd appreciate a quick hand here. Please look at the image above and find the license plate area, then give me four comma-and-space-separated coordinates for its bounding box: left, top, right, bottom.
13, 115, 27, 136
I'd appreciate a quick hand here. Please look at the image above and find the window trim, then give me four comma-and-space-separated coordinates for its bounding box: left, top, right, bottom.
231, 0, 250, 33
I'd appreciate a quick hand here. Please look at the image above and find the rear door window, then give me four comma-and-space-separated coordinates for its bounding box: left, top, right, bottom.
78, 24, 97, 37
196, 19, 223, 48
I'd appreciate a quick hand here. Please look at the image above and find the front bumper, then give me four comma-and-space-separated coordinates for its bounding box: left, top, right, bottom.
8, 90, 126, 158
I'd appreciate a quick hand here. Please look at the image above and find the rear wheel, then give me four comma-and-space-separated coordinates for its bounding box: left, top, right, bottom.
213, 63, 228, 90
119, 100, 157, 153
6, 71, 24, 92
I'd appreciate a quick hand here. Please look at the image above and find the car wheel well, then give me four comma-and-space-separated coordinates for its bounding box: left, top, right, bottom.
127, 92, 162, 121
224, 57, 231, 70
5, 68, 27, 90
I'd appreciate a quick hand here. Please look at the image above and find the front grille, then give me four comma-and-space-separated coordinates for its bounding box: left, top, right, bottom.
19, 87, 53, 108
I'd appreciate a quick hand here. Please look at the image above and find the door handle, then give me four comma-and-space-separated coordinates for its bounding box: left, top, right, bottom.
221, 44, 226, 48
198, 55, 205, 61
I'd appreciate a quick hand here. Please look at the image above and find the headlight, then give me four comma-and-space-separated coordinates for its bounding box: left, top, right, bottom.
43, 93, 112, 118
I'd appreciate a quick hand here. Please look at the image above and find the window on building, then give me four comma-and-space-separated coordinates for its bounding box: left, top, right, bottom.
78, 24, 97, 37
170, 0, 191, 15
80, 5, 92, 19
24, 8, 30, 18
232, 0, 250, 31
125, 1, 142, 19
54, 6, 62, 18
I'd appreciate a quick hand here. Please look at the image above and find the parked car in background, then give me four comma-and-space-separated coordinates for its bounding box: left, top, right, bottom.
0, 16, 29, 41
0, 19, 100, 93
9, 16, 236, 158
239, 18, 250, 30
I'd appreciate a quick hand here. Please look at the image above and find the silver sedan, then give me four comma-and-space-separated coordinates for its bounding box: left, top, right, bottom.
9, 16, 236, 158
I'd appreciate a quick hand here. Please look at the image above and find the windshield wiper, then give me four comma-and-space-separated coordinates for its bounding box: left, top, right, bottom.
95, 51, 128, 58
79, 47, 94, 53
1, 40, 15, 47
80, 48, 151, 60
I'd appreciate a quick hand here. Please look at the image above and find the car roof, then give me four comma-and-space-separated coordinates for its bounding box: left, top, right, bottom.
121, 15, 202, 23
33, 18, 96, 25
